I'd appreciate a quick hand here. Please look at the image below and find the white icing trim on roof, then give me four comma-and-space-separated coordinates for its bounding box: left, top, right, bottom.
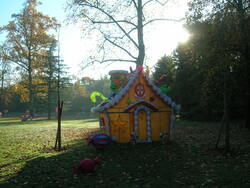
109, 70, 129, 75
144, 74, 181, 111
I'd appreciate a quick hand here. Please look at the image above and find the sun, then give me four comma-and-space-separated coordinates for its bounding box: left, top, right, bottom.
145, 22, 190, 68
176, 26, 190, 43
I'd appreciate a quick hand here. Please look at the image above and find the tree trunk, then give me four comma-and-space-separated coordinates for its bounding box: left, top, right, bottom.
215, 90, 230, 151
245, 92, 250, 129
55, 53, 62, 151
244, 43, 250, 128
0, 70, 4, 109
136, 0, 145, 67
215, 67, 231, 151
28, 60, 34, 116
224, 64, 231, 152
27, 45, 34, 116
215, 115, 225, 149
47, 78, 52, 120
224, 90, 230, 152
47, 53, 53, 120
55, 100, 63, 150
0, 72, 3, 92
236, 0, 250, 128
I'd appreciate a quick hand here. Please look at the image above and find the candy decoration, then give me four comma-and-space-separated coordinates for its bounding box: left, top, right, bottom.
160, 86, 170, 94
138, 65, 143, 72
110, 82, 117, 90
73, 157, 102, 174
127, 98, 132, 105
90, 91, 107, 103
155, 74, 167, 85
159, 74, 167, 82
145, 66, 150, 75
87, 133, 112, 147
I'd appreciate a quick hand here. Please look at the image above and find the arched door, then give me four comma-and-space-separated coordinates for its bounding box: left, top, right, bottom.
138, 111, 147, 140
134, 106, 152, 142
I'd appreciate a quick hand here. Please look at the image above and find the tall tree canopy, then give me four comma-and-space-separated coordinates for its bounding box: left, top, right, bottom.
187, 0, 250, 128
0, 0, 59, 114
152, 0, 249, 124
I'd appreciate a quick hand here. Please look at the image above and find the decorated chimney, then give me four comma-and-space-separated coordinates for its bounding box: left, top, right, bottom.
109, 70, 129, 91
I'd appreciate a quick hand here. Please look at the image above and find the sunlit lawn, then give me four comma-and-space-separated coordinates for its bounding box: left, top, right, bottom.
0, 117, 99, 185
0, 117, 250, 187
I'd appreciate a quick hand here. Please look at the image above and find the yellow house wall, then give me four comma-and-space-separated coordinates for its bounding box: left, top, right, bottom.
151, 112, 161, 141
108, 113, 131, 143
100, 71, 172, 143
98, 113, 105, 134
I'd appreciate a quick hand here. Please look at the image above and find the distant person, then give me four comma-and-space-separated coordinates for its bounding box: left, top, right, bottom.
2, 109, 8, 117
21, 110, 32, 122
0, 112, 2, 117
4, 109, 8, 114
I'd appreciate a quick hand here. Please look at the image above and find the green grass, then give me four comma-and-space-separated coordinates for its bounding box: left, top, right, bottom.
0, 117, 250, 187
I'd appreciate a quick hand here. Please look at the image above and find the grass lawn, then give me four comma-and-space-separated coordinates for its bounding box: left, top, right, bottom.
0, 117, 250, 188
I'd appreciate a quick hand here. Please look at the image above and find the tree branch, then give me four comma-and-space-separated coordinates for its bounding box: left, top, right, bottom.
143, 18, 185, 27
155, 0, 169, 6
96, 59, 137, 64
132, 0, 138, 9
83, 13, 137, 27
142, 0, 155, 8
1, 44, 27, 70
77, 1, 139, 49
2, 55, 27, 70
82, 58, 136, 70
103, 36, 137, 60
92, 20, 137, 27
12, 38, 28, 59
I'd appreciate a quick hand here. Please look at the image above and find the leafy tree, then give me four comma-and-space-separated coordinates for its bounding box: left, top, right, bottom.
45, 45, 58, 119
66, 76, 110, 114
36, 40, 59, 119
187, 0, 250, 128
173, 0, 250, 151
0, 0, 59, 115
173, 41, 206, 120
0, 59, 13, 111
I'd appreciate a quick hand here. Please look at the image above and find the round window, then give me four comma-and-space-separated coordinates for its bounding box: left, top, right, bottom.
135, 83, 145, 97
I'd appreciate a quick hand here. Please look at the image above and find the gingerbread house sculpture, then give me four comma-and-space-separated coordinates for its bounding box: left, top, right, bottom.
93, 66, 180, 143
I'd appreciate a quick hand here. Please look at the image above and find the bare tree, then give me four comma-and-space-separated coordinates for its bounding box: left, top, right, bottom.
67, 0, 183, 67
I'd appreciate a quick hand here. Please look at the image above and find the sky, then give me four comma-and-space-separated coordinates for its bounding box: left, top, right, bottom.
0, 0, 190, 79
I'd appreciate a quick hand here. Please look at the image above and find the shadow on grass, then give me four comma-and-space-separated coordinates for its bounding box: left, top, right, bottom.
1, 123, 250, 187
1, 140, 206, 188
